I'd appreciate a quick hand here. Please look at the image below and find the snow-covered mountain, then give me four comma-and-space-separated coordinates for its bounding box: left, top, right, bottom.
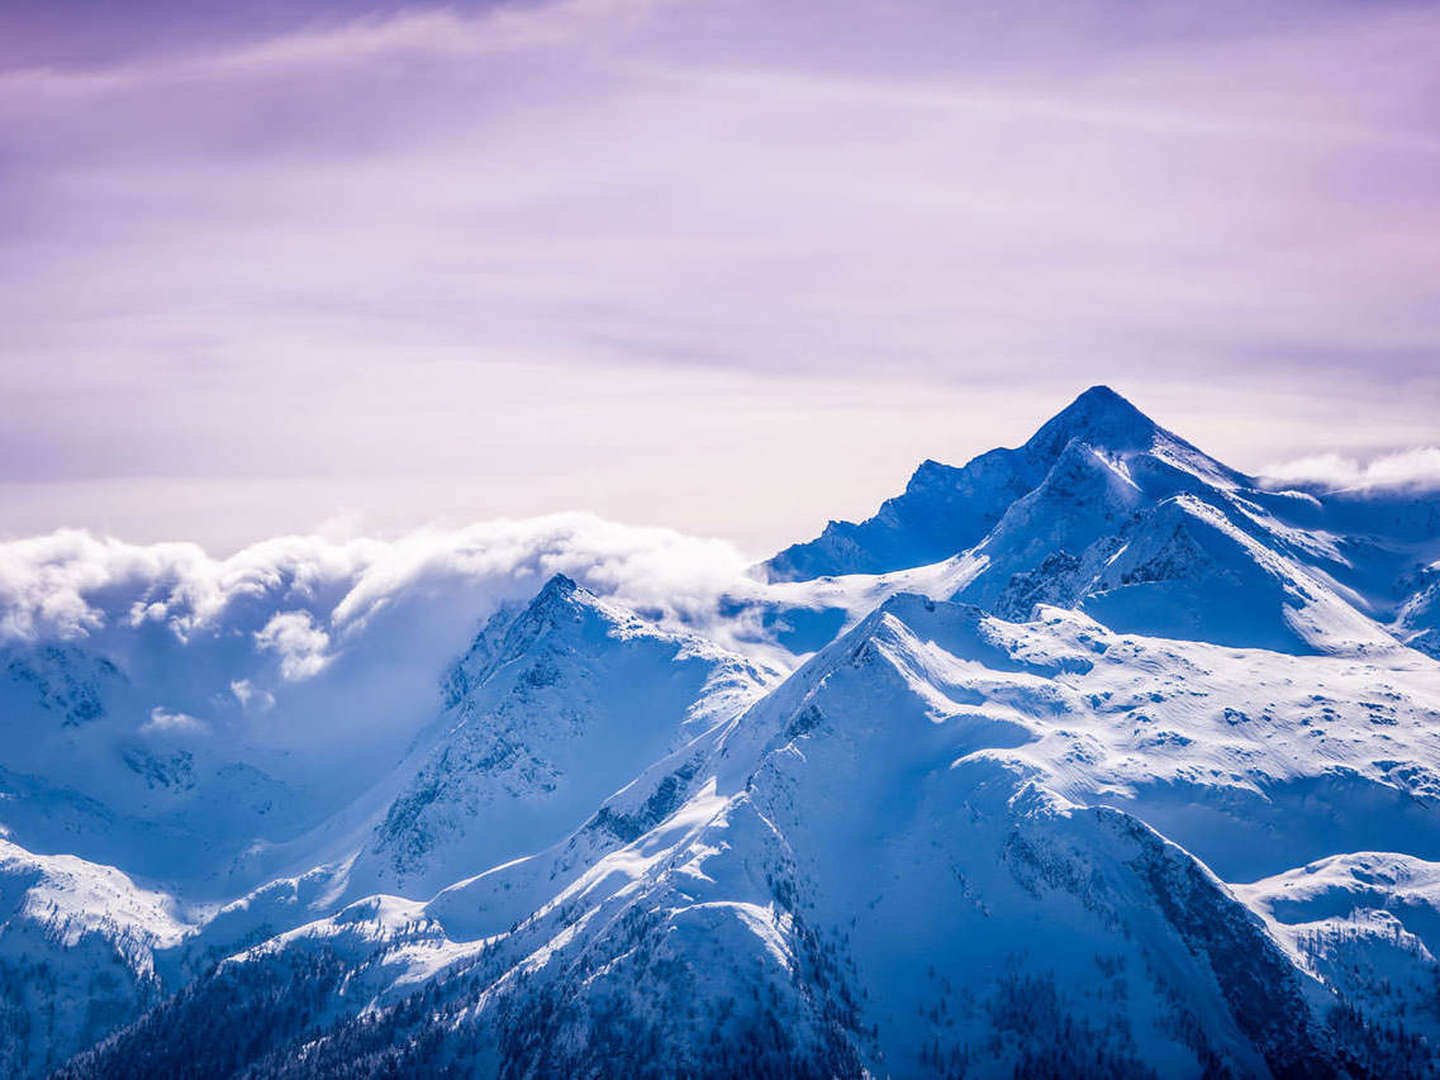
767, 385, 1440, 658
0, 839, 186, 1077
4, 386, 1440, 1077
345, 573, 779, 900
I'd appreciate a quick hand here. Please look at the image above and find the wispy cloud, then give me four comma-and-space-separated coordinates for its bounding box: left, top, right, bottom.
0, 0, 666, 96
1262, 448, 1440, 493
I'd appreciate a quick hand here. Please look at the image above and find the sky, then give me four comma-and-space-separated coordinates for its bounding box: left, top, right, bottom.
2, 0, 1438, 557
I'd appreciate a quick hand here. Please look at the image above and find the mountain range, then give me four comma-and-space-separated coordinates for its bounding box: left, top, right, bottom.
4, 387, 1440, 1077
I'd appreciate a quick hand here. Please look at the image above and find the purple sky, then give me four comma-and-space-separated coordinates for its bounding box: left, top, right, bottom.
2, 0, 1439, 555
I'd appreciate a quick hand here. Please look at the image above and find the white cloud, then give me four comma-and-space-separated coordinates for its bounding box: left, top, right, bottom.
141, 706, 207, 736
0, 530, 208, 641
1261, 448, 1440, 492
0, 513, 757, 664
255, 611, 332, 681
230, 679, 275, 712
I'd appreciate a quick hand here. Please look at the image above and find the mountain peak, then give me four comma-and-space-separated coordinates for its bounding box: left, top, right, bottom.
525, 572, 609, 620
903, 457, 962, 493
484, 573, 595, 660
1075, 383, 1131, 406
1026, 385, 1158, 457
536, 572, 581, 602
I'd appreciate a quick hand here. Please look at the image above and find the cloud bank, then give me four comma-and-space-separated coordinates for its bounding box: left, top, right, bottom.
0, 512, 758, 662
1261, 448, 1440, 493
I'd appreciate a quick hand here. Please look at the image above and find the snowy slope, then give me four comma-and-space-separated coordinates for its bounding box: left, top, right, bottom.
766, 386, 1440, 662
64, 592, 1440, 1078
0, 838, 187, 1077
1396, 564, 1440, 659
0, 574, 782, 1078
343, 573, 779, 899
124, 574, 780, 973
764, 385, 1218, 581
12, 385, 1440, 1078
1238, 853, 1440, 1052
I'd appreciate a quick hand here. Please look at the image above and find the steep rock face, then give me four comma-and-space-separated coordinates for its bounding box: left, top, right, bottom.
957, 437, 1146, 617
348, 574, 778, 899
1396, 565, 1440, 658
